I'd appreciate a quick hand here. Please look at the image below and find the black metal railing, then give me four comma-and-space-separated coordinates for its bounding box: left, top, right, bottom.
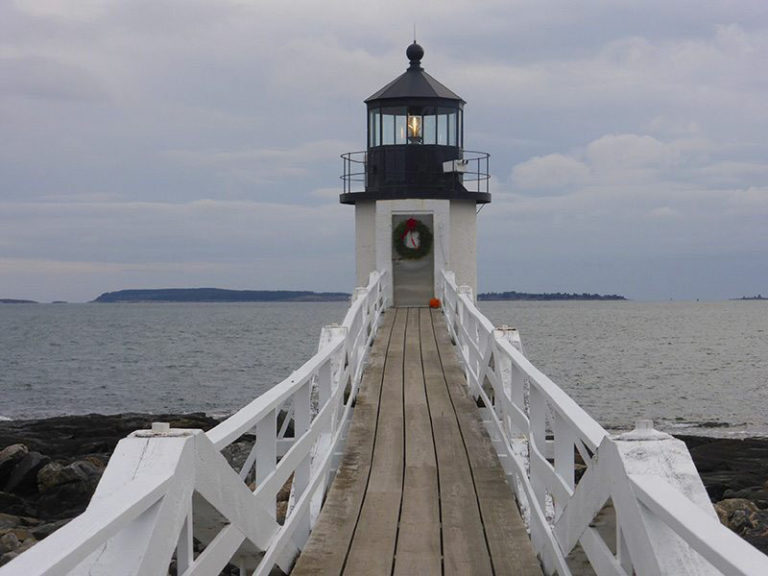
341, 149, 490, 195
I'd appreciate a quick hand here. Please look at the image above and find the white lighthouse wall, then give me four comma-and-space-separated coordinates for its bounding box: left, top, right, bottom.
449, 199, 478, 300
359, 198, 477, 304
355, 200, 377, 287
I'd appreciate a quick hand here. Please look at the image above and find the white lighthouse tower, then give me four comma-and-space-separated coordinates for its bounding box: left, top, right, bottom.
341, 42, 490, 306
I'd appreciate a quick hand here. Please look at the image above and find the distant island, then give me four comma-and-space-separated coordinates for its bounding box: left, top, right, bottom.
0, 298, 38, 304
478, 291, 626, 301
733, 294, 765, 301
93, 288, 350, 303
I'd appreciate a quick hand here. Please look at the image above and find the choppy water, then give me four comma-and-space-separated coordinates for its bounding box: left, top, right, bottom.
1, 301, 766, 436
0, 302, 347, 419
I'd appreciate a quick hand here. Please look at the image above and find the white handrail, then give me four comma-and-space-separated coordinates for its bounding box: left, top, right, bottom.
440, 269, 768, 576
1, 270, 388, 576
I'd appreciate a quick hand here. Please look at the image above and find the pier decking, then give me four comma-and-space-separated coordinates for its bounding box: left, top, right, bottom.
292, 308, 542, 575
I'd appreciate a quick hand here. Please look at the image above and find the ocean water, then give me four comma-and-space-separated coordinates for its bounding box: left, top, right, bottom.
0, 302, 348, 420
1, 301, 766, 436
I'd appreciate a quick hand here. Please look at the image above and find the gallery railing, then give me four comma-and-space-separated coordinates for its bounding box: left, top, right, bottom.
441, 269, 768, 576
340, 149, 490, 195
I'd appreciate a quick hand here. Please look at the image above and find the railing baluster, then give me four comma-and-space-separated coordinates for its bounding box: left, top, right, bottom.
256, 408, 277, 519
293, 381, 312, 546
176, 503, 194, 574
553, 412, 574, 515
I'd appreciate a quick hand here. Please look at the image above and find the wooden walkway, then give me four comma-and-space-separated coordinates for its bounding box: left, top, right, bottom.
292, 308, 542, 575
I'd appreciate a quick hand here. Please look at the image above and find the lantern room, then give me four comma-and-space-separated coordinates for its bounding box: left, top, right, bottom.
341, 42, 490, 204
341, 42, 490, 306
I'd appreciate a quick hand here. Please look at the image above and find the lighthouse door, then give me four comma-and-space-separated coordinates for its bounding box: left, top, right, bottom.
392, 214, 434, 307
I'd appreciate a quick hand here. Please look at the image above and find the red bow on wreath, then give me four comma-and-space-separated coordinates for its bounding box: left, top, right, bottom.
402, 218, 419, 247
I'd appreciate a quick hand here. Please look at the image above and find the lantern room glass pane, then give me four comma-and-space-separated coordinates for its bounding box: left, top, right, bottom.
423, 115, 436, 144
437, 114, 448, 145
395, 115, 407, 144
382, 113, 394, 145
448, 112, 456, 146
369, 109, 381, 147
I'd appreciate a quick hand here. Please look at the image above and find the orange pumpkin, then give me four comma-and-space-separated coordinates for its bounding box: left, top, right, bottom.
429, 298, 441, 309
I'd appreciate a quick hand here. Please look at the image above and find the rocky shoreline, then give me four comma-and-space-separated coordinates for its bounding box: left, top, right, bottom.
1, 414, 767, 567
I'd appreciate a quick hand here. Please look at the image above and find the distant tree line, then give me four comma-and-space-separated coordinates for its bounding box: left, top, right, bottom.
477, 291, 626, 301
93, 288, 350, 303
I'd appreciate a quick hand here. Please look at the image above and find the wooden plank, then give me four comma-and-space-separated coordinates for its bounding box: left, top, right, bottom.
432, 309, 543, 576
394, 309, 441, 576
290, 312, 395, 576
420, 309, 494, 576
342, 308, 407, 575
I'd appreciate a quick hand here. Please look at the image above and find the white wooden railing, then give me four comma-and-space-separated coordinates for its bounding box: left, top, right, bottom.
441, 270, 768, 576
1, 271, 388, 576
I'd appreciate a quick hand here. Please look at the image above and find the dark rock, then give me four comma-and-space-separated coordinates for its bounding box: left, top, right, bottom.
723, 486, 768, 509
682, 436, 765, 477
743, 518, 768, 555
0, 493, 26, 516
715, 497, 758, 516
0, 551, 19, 567
730, 509, 754, 534
713, 498, 768, 553
3, 453, 50, 495
276, 475, 293, 503
37, 460, 102, 494
276, 500, 288, 526
35, 476, 101, 520
30, 519, 70, 540
0, 535, 36, 566
221, 440, 255, 482
715, 505, 768, 555
0, 413, 219, 460
677, 435, 768, 502
37, 462, 86, 493
0, 513, 39, 531
0, 445, 28, 486
0, 533, 19, 555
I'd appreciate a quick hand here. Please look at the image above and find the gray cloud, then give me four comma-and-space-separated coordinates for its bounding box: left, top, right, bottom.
1, 0, 766, 301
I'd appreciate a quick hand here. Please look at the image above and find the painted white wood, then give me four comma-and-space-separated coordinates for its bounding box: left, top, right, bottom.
579, 527, 628, 576
74, 439, 196, 575
176, 510, 194, 575
355, 200, 376, 287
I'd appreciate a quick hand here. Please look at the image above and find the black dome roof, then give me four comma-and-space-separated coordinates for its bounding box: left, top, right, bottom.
365, 42, 464, 103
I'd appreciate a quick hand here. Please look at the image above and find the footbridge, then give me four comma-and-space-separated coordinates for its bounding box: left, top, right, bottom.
3, 270, 767, 576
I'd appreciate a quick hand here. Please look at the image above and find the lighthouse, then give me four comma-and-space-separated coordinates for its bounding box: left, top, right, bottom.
341, 42, 490, 306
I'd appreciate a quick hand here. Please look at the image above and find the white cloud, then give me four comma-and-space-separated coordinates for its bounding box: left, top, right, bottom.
511, 154, 590, 191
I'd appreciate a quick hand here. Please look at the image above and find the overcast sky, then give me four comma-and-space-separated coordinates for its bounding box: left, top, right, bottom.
1, 0, 766, 302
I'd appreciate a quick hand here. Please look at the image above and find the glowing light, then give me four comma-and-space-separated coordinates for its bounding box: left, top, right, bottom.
407, 115, 422, 142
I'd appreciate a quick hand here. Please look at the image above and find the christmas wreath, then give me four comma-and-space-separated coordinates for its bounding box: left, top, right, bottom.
393, 217, 433, 260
